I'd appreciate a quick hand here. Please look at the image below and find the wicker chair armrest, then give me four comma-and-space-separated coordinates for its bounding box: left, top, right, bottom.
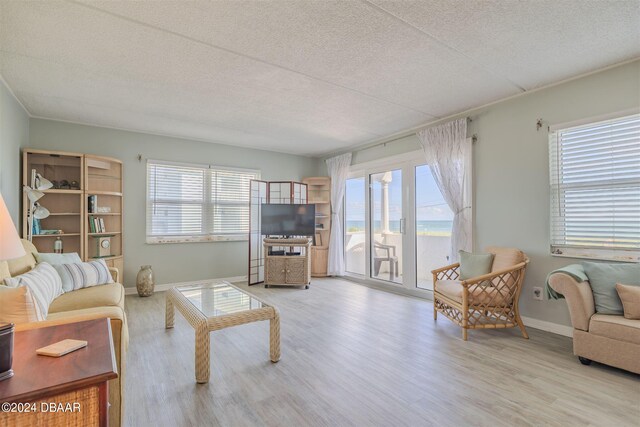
460, 260, 528, 287
432, 263, 460, 282
431, 263, 460, 275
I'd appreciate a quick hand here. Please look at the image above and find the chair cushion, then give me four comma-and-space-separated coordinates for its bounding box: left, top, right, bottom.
435, 280, 510, 306
589, 314, 640, 345
459, 250, 494, 280
484, 246, 525, 272
583, 262, 640, 315
617, 284, 640, 320
7, 240, 38, 277
48, 282, 124, 314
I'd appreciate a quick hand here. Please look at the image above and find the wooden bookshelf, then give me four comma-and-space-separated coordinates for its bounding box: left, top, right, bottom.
22, 149, 85, 256
302, 176, 331, 277
22, 150, 124, 276
85, 155, 124, 275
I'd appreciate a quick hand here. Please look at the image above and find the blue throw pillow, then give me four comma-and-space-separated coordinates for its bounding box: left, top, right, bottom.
582, 262, 640, 314
35, 252, 82, 265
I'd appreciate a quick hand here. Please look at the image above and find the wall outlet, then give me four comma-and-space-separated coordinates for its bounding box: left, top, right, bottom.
533, 287, 543, 301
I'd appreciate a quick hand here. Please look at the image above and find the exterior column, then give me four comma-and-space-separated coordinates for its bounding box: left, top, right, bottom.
380, 172, 392, 235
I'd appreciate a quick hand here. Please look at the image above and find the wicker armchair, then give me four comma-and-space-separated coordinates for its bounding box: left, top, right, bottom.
432, 247, 530, 340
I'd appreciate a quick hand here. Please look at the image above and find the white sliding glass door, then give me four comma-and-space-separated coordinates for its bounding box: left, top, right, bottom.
344, 151, 463, 293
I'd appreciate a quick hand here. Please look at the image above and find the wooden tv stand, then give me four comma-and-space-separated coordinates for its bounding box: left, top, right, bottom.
263, 238, 312, 289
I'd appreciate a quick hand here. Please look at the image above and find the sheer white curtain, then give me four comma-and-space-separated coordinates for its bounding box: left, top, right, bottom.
417, 118, 472, 262
326, 152, 352, 276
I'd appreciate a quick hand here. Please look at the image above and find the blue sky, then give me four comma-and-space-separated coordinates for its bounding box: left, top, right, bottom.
345, 165, 453, 222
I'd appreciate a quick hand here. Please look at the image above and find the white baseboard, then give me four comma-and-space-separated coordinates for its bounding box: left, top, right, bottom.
521, 316, 573, 338
124, 275, 247, 295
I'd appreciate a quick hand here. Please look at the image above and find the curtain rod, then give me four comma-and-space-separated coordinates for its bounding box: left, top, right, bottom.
361, 117, 478, 153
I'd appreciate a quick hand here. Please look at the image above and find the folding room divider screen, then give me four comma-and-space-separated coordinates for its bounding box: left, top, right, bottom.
248, 180, 308, 285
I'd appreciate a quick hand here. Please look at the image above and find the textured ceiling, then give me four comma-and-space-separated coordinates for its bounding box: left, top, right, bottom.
1, 1, 638, 156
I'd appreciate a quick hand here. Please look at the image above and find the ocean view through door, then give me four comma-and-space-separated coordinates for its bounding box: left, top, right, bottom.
415, 164, 453, 290
343, 152, 458, 292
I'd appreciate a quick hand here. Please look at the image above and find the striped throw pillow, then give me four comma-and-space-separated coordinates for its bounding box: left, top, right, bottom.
3, 262, 63, 320
53, 259, 114, 293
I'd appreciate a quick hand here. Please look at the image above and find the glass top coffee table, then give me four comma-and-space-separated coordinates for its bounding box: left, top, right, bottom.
165, 281, 280, 383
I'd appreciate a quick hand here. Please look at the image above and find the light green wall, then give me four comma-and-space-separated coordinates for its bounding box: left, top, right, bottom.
29, 119, 318, 287
0, 79, 29, 225
325, 60, 640, 327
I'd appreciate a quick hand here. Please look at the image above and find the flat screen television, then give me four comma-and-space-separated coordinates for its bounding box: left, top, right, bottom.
261, 204, 316, 236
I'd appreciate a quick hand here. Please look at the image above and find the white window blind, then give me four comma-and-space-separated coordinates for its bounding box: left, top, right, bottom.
147, 160, 259, 243
549, 113, 640, 261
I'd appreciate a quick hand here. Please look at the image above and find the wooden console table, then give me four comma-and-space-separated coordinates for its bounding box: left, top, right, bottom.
264, 238, 312, 288
0, 319, 117, 427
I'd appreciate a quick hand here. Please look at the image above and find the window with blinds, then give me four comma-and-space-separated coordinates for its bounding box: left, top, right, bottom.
548, 113, 640, 261
146, 160, 259, 243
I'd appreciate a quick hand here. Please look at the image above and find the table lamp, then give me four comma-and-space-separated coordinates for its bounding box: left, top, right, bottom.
0, 192, 24, 382
0, 193, 25, 261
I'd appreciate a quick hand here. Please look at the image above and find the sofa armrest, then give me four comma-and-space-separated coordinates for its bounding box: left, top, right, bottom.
109, 267, 119, 283
548, 273, 595, 331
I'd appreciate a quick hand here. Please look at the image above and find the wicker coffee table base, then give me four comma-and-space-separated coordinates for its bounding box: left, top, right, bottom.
165, 286, 281, 384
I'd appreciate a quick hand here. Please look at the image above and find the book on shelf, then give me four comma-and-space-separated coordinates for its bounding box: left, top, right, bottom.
39, 229, 63, 235
89, 217, 106, 233
88, 195, 97, 213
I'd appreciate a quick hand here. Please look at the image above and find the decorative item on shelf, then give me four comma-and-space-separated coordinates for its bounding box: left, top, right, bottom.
97, 237, 111, 257
59, 180, 70, 189
96, 206, 111, 213
54, 237, 63, 254
136, 265, 155, 297
24, 170, 53, 241
69, 180, 80, 190
51, 180, 60, 189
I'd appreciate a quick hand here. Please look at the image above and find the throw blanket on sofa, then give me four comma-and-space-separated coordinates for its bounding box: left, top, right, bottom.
545, 264, 588, 300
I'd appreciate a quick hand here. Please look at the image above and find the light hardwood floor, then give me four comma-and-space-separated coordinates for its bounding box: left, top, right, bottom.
124, 278, 639, 427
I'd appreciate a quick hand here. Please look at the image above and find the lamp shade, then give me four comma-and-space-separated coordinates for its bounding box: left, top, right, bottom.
0, 193, 26, 261
35, 174, 53, 191
25, 188, 44, 203
33, 203, 50, 220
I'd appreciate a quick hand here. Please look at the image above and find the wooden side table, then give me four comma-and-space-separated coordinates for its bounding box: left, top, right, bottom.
0, 318, 117, 427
